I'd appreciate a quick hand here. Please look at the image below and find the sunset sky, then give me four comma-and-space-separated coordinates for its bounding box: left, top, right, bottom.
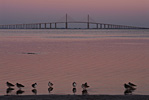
0, 0, 149, 27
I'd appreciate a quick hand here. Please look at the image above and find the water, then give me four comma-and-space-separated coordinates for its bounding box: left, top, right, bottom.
0, 29, 149, 95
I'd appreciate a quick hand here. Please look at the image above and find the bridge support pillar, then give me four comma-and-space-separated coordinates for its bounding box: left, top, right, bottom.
39, 24, 41, 29
45, 23, 47, 29
55, 23, 57, 29
100, 24, 102, 29
50, 23, 52, 29
96, 24, 98, 29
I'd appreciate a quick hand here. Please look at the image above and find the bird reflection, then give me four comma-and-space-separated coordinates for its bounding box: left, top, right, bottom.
72, 88, 76, 94
16, 89, 25, 95
124, 82, 137, 95
6, 88, 14, 95
48, 87, 53, 93
32, 89, 37, 95
82, 89, 88, 95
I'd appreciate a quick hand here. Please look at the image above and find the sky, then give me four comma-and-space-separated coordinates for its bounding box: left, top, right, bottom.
0, 0, 149, 27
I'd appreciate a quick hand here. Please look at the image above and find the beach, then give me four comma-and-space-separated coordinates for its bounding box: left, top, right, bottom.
1, 95, 149, 100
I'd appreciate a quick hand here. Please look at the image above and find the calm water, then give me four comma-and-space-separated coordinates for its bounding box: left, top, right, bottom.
0, 29, 149, 95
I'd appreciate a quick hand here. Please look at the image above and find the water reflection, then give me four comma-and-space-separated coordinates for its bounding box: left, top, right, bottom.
16, 89, 25, 95
32, 89, 37, 95
82, 89, 88, 95
6, 88, 14, 95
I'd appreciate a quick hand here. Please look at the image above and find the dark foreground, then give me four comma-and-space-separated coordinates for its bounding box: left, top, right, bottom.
0, 95, 149, 100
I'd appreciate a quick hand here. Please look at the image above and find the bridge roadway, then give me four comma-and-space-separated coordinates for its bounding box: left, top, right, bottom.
0, 21, 148, 29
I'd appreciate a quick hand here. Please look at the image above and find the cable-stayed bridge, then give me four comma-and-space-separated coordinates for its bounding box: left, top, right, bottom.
0, 14, 148, 29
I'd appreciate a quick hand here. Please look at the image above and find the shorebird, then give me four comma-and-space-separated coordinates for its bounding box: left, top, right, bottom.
124, 83, 136, 90
124, 83, 131, 89
16, 90, 25, 95
82, 82, 89, 89
48, 87, 53, 93
16, 83, 25, 89
6, 87, 14, 95
48, 81, 53, 87
72, 82, 77, 88
32, 89, 37, 95
6, 82, 14, 88
128, 82, 137, 87
32, 83, 37, 88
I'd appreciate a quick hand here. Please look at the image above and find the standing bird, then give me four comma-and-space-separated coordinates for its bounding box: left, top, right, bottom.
48, 81, 53, 87
72, 82, 77, 88
124, 83, 132, 89
128, 82, 137, 87
6, 82, 15, 88
82, 82, 89, 89
32, 83, 37, 88
16, 83, 25, 89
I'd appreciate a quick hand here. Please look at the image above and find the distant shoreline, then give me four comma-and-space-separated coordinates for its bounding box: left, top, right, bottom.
1, 95, 149, 100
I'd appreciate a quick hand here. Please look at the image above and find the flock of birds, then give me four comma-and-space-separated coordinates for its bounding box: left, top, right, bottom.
6, 81, 136, 95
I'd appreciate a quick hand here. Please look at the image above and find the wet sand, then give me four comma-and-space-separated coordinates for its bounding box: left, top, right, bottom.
1, 95, 149, 100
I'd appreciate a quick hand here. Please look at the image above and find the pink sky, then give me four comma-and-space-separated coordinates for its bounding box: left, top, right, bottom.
0, 0, 149, 27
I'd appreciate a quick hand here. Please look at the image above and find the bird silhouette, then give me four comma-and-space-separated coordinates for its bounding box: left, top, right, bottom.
32, 89, 37, 95
16, 90, 25, 95
6, 82, 14, 88
124, 83, 136, 90
48, 87, 53, 93
48, 81, 53, 87
32, 83, 37, 88
124, 83, 131, 89
16, 83, 25, 89
82, 82, 89, 89
128, 82, 137, 87
72, 82, 77, 88
6, 87, 14, 95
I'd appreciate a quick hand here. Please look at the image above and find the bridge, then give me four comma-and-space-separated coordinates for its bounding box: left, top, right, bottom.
0, 14, 148, 29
